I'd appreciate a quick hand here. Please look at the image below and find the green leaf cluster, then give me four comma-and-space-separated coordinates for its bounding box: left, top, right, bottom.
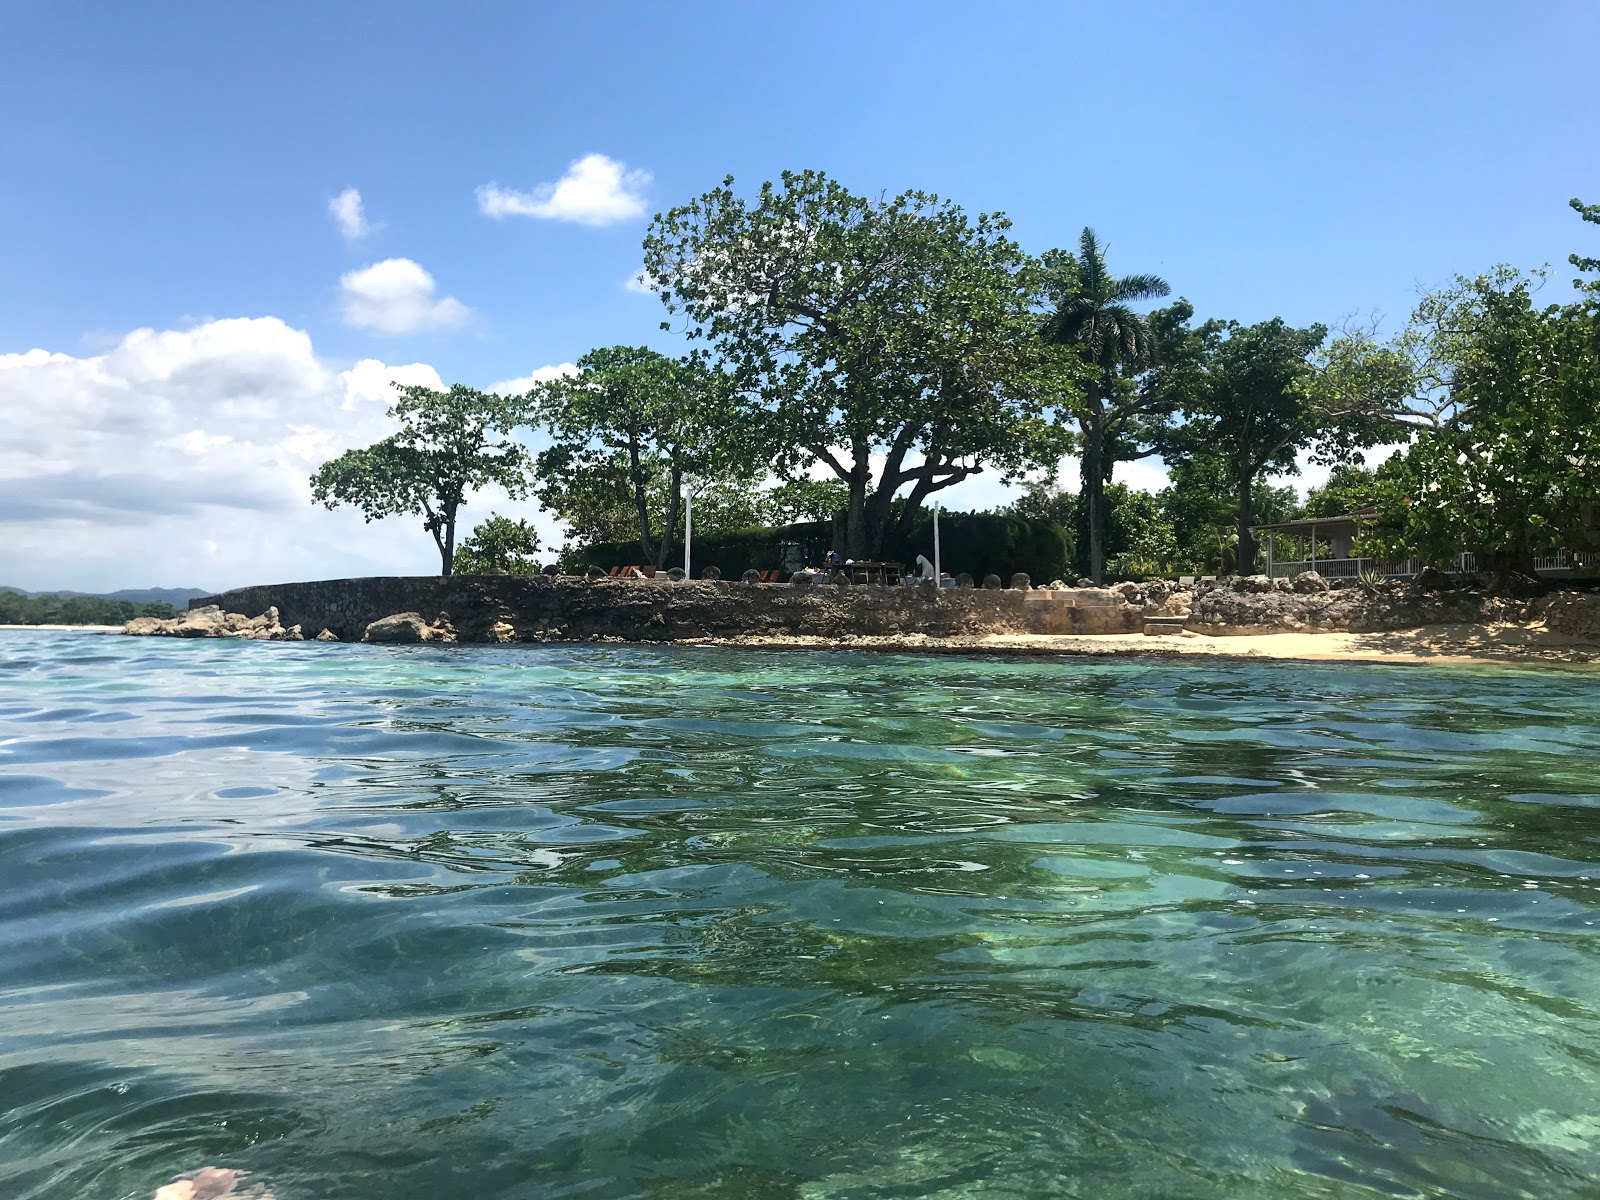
643, 169, 1084, 560
451, 514, 543, 575
309, 384, 531, 575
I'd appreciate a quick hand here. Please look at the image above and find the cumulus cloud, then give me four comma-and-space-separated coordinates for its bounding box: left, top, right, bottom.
329, 187, 368, 240
0, 318, 569, 593
477, 154, 650, 226
624, 268, 659, 295
488, 362, 578, 396
338, 258, 471, 335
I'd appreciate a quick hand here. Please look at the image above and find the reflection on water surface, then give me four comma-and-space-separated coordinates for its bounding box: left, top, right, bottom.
2, 631, 1599, 1198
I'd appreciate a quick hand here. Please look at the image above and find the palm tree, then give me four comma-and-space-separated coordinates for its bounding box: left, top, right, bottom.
1040, 228, 1169, 582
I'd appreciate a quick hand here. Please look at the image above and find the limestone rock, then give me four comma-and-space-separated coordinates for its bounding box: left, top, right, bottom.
123, 616, 175, 636
1291, 570, 1330, 594
489, 620, 517, 643
175, 605, 230, 637
314, 628, 339, 641
363, 613, 432, 644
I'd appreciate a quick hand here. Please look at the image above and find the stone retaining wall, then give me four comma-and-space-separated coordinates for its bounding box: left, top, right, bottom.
189, 576, 1153, 643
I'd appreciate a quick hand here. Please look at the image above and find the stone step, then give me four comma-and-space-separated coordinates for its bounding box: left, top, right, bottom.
1143, 620, 1193, 637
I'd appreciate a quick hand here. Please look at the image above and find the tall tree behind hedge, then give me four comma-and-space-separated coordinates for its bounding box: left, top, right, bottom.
310, 385, 531, 576
1359, 268, 1600, 575
1039, 229, 1171, 582
642, 169, 1083, 560
530, 347, 753, 571
1160, 318, 1344, 572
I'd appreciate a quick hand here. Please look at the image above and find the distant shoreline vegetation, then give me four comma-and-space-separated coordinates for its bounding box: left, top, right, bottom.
0, 590, 179, 626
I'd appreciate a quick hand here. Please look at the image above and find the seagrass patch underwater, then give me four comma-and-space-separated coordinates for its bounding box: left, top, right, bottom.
2, 629, 1599, 1199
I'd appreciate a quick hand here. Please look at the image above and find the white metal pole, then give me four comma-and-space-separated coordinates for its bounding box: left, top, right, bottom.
684, 487, 692, 581
933, 503, 941, 589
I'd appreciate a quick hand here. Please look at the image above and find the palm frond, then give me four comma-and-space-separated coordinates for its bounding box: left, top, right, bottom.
1108, 272, 1171, 303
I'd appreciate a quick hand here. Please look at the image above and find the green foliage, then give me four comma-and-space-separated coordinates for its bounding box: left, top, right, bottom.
0, 590, 176, 625
763, 477, 849, 525
1303, 464, 1381, 519
452, 514, 543, 575
1571, 196, 1600, 293
1157, 315, 1376, 570
570, 512, 1071, 583
1039, 230, 1171, 582
1102, 485, 1177, 579
530, 346, 755, 570
310, 384, 531, 575
899, 512, 1073, 584
1003, 478, 1077, 529
643, 169, 1083, 559
570, 522, 832, 579
1157, 454, 1303, 574
1359, 265, 1600, 573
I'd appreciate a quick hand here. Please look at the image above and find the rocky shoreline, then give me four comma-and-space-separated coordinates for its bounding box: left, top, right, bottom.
118, 571, 1600, 657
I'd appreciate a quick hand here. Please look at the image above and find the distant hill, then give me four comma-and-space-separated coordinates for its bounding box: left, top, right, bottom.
1, 586, 211, 604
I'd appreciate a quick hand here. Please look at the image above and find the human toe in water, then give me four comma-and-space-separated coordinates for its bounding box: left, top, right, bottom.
153, 1166, 241, 1200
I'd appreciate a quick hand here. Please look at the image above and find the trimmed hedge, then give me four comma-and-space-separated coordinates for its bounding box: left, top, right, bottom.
896, 512, 1073, 585
570, 513, 1072, 583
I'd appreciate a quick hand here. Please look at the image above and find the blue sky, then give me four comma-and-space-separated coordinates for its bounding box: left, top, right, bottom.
2, 1, 1596, 590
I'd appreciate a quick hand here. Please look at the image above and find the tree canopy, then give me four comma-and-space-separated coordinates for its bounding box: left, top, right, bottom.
452, 514, 543, 575
310, 384, 531, 576
1358, 267, 1600, 575
1039, 229, 1171, 581
642, 169, 1083, 559
1159, 317, 1356, 571
529, 346, 753, 570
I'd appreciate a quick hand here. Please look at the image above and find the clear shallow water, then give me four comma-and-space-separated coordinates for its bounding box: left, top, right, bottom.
2, 632, 1599, 1199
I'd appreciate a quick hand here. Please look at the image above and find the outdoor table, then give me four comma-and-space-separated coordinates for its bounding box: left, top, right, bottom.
846, 561, 902, 584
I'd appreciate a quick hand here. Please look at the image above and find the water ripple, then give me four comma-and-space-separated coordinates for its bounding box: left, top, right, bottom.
2, 629, 1599, 1199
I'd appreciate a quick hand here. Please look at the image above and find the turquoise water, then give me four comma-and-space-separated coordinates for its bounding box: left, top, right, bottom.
2, 632, 1599, 1199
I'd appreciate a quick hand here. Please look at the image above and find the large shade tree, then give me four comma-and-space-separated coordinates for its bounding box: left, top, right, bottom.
529, 346, 754, 571
1358, 268, 1600, 576
642, 170, 1083, 560
1159, 317, 1373, 572
310, 384, 531, 575
1038, 228, 1171, 581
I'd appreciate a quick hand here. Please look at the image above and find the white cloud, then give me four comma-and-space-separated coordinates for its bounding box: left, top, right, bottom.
329, 187, 368, 240
624, 268, 659, 295
476, 154, 650, 226
488, 363, 578, 396
338, 258, 470, 335
0, 318, 569, 593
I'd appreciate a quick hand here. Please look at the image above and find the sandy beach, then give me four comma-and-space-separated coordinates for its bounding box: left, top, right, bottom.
9, 621, 1597, 667
685, 621, 1600, 667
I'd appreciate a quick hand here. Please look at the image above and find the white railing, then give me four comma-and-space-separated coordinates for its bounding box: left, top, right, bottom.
1268, 551, 1595, 580
1533, 550, 1599, 573
1268, 556, 1421, 580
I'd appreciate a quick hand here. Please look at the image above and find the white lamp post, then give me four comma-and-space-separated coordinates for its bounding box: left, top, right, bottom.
683, 478, 707, 581
932, 502, 942, 590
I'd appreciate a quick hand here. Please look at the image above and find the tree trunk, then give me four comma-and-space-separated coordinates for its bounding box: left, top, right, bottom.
440, 505, 458, 576
1075, 382, 1109, 584
655, 464, 683, 571
840, 445, 873, 559
1079, 428, 1106, 584
627, 440, 657, 568
1236, 473, 1257, 575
